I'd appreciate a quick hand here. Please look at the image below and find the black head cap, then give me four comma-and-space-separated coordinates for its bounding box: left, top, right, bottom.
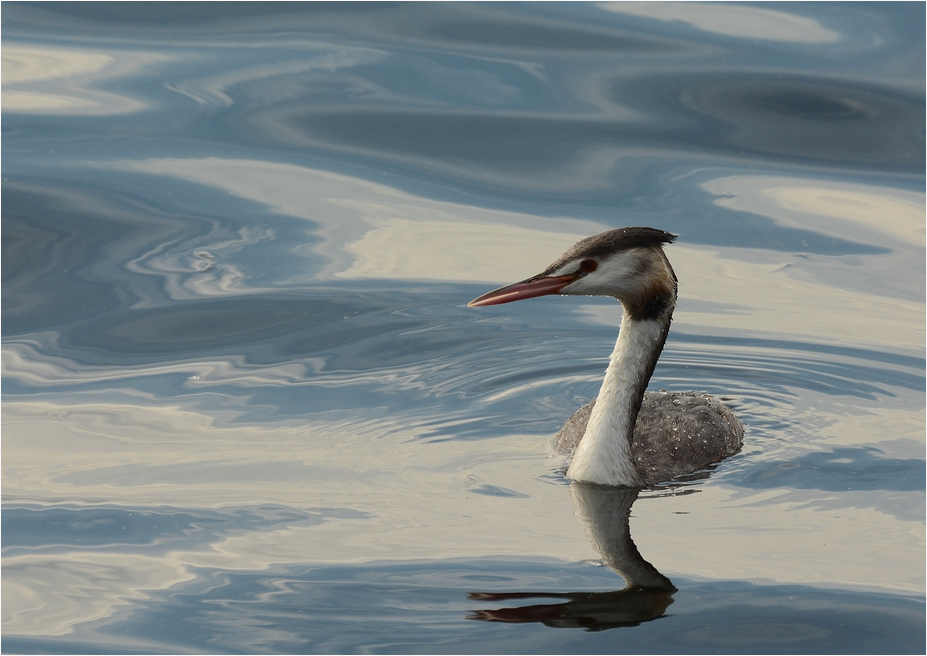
541, 227, 677, 276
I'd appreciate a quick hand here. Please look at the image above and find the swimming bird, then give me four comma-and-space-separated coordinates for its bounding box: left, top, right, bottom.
469, 227, 742, 487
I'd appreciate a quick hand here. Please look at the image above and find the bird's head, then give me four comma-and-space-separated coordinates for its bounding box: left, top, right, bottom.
468, 227, 678, 322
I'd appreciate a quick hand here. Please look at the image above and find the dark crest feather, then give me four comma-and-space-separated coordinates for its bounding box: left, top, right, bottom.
542, 227, 677, 276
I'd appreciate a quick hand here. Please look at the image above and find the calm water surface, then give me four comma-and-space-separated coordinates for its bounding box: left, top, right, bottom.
2, 2, 924, 653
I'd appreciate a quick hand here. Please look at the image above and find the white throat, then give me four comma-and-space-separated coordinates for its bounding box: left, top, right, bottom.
566, 313, 668, 486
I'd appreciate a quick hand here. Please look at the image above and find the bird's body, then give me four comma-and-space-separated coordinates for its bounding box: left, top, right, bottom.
469, 227, 743, 488
555, 392, 743, 486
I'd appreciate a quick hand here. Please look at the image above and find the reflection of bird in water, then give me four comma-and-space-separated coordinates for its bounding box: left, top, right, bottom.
470, 227, 743, 487
469, 484, 675, 630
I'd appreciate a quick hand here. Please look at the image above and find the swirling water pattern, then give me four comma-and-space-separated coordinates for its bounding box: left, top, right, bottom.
2, 3, 924, 653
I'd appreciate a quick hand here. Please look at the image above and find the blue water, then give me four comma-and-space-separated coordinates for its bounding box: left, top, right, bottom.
2, 2, 924, 653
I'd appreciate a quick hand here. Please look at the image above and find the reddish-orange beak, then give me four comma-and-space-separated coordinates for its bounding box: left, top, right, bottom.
468, 274, 578, 307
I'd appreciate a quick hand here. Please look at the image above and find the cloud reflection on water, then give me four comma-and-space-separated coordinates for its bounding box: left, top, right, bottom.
117, 156, 600, 285
3, 149, 924, 633
2, 504, 369, 637
705, 175, 925, 248
112, 157, 925, 348
1, 44, 164, 115
599, 2, 841, 43
3, 383, 922, 639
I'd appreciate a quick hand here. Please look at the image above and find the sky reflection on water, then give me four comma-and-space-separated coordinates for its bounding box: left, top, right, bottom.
2, 2, 924, 653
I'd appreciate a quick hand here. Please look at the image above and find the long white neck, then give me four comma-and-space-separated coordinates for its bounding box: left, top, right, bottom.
566, 310, 670, 487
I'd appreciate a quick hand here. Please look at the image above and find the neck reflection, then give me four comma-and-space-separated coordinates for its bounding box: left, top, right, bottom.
468, 483, 676, 631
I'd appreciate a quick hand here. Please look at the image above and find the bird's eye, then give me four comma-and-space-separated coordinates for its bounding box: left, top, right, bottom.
580, 259, 598, 273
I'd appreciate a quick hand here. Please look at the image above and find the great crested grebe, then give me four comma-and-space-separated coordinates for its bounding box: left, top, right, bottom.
469, 227, 742, 487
